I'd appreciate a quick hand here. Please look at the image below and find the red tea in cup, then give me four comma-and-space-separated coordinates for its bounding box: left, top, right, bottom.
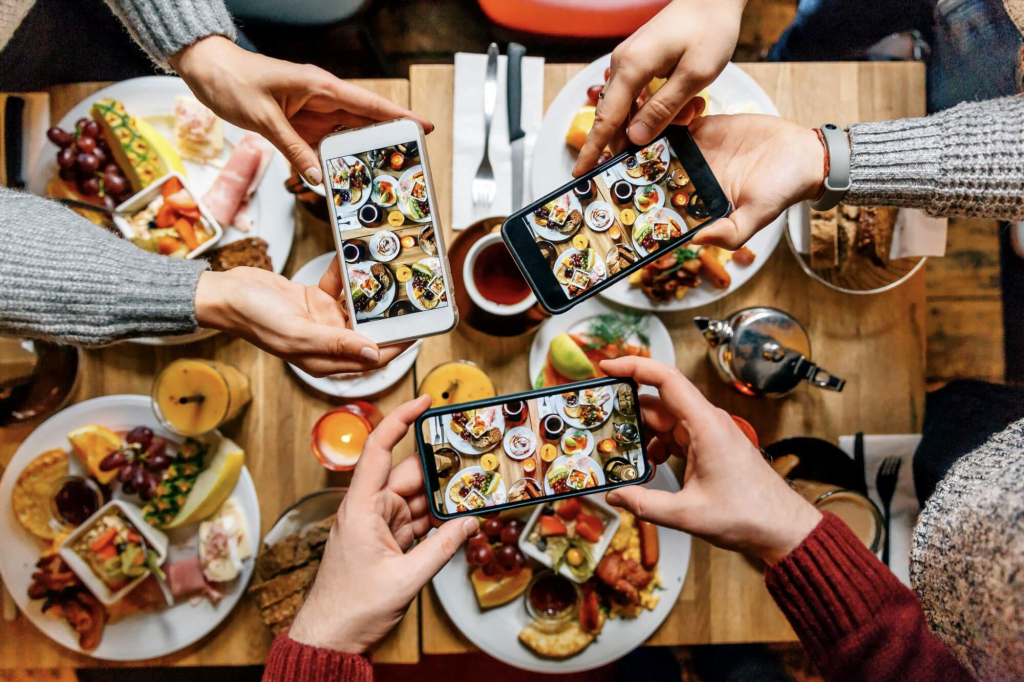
471, 241, 532, 306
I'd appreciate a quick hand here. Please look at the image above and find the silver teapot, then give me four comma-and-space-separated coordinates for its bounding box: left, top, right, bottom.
694, 307, 845, 398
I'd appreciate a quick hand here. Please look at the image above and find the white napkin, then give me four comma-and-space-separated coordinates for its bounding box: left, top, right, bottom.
452, 51, 545, 229
791, 205, 947, 259
838, 434, 921, 587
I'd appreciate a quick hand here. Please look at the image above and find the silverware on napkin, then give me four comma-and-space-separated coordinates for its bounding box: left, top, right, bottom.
471, 43, 499, 209
507, 42, 527, 213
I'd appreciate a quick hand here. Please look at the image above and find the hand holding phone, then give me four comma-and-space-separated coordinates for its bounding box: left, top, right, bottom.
417, 378, 651, 520
320, 119, 458, 346
501, 126, 730, 314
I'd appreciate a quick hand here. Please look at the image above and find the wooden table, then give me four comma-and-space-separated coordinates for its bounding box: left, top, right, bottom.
0, 79, 422, 669
411, 61, 927, 653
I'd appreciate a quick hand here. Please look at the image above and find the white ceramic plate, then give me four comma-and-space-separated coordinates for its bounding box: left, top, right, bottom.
560, 428, 595, 457
286, 252, 420, 398
543, 455, 606, 495
443, 466, 508, 514
330, 155, 371, 216
551, 391, 612, 430
553, 247, 607, 300
531, 56, 784, 312
350, 259, 395, 321
398, 165, 431, 223
431, 464, 691, 673
263, 488, 344, 548
503, 426, 538, 461
371, 175, 399, 208
368, 230, 400, 261
527, 192, 584, 243
406, 257, 448, 312
584, 201, 615, 232
631, 206, 687, 259
527, 297, 676, 394
633, 184, 665, 213
27, 76, 295, 345
0, 395, 260, 661
443, 408, 507, 456
616, 141, 671, 186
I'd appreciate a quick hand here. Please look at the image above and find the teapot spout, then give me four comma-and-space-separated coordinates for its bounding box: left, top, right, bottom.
693, 316, 731, 348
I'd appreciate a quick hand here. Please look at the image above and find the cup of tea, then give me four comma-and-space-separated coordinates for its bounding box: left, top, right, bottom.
462, 232, 536, 316
504, 400, 526, 424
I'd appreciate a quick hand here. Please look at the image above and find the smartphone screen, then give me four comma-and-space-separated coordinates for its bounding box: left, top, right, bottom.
501, 127, 730, 314
419, 379, 650, 518
322, 139, 450, 324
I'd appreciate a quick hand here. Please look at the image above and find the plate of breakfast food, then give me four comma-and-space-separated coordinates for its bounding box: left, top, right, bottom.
326, 155, 372, 215
407, 257, 449, 311
551, 387, 613, 430
529, 56, 785, 312
503, 426, 538, 461
431, 465, 691, 672
28, 76, 294, 344
398, 165, 431, 223
553, 247, 607, 300
349, 260, 396, 320
528, 298, 674, 391
286, 253, 421, 398
369, 230, 401, 262
787, 201, 925, 294
528, 192, 585, 242
371, 174, 399, 208
444, 466, 508, 514
443, 406, 507, 456
0, 395, 259, 660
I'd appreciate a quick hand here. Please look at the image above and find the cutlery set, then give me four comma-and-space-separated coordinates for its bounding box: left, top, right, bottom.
472, 41, 527, 212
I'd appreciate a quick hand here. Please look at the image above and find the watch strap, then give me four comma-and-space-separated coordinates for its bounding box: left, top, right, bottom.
810, 123, 851, 211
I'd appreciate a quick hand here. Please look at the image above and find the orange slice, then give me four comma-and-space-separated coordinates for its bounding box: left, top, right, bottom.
67, 425, 122, 485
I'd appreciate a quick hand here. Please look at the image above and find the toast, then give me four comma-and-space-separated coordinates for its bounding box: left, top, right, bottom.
809, 207, 838, 270
204, 237, 272, 272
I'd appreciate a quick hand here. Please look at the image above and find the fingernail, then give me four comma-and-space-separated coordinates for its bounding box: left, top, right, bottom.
606, 491, 621, 506
628, 121, 650, 143
304, 166, 323, 186
571, 159, 580, 177
359, 346, 380, 363
463, 518, 480, 535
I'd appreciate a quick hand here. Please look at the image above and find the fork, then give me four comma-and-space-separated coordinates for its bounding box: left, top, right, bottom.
875, 456, 902, 566
472, 43, 499, 209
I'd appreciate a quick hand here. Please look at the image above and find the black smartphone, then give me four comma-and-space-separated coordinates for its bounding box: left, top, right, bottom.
417, 377, 652, 520
501, 126, 731, 314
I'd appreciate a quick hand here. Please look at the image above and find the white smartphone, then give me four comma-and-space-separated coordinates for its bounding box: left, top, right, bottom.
319, 118, 457, 346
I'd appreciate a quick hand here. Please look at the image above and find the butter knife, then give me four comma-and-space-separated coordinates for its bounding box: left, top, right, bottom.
507, 42, 527, 213
4, 95, 26, 190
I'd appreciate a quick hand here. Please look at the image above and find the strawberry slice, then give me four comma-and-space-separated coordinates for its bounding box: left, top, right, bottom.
539, 515, 567, 536
576, 512, 604, 542
556, 498, 581, 521
164, 188, 197, 212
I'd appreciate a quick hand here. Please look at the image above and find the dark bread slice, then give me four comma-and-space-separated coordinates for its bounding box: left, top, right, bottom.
248, 560, 320, 610
809, 207, 838, 271
836, 204, 860, 271
204, 237, 272, 272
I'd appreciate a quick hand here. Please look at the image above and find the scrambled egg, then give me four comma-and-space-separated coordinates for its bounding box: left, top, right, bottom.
606, 510, 661, 619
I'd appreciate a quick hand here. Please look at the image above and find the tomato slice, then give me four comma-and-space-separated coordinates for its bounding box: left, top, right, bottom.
161, 176, 184, 198
539, 515, 568, 536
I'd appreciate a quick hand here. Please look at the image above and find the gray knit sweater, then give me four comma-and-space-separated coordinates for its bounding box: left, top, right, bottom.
911, 419, 1024, 679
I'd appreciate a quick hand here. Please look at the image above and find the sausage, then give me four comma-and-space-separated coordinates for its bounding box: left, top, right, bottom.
698, 249, 731, 290
733, 246, 756, 266
638, 520, 660, 570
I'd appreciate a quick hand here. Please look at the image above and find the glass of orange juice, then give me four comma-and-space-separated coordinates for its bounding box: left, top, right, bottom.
312, 401, 383, 471
417, 360, 496, 407
151, 358, 252, 436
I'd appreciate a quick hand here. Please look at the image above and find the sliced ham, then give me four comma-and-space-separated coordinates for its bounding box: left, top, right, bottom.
165, 556, 223, 603
202, 138, 263, 228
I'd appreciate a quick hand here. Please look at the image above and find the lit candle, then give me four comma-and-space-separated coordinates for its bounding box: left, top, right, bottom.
312, 408, 373, 471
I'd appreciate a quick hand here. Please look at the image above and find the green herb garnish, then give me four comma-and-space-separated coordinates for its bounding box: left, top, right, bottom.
651, 248, 700, 283
582, 312, 651, 351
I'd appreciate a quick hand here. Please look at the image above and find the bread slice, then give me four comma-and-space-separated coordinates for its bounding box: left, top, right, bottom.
836, 205, 860, 271
809, 207, 838, 270
204, 237, 272, 272
248, 560, 320, 610
855, 206, 897, 266
257, 532, 313, 580
302, 516, 335, 549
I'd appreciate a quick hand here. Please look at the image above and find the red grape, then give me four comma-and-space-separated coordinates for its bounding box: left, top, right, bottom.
99, 450, 126, 471
126, 426, 153, 448
92, 147, 107, 166
103, 172, 127, 196
483, 517, 505, 539
514, 548, 528, 569
131, 466, 148, 492
76, 136, 96, 154
121, 481, 136, 495
47, 126, 74, 148
140, 473, 159, 501
75, 117, 91, 132
82, 121, 101, 139
77, 152, 100, 174
480, 560, 501, 577
500, 519, 523, 545
103, 163, 121, 176
586, 85, 604, 106
58, 167, 76, 182
119, 463, 136, 483
148, 452, 172, 471
467, 543, 494, 567
494, 543, 519, 570
78, 177, 100, 196
469, 532, 490, 548
101, 194, 117, 211
57, 147, 76, 169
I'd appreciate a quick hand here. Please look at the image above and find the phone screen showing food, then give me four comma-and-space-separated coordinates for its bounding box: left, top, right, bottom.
503, 130, 729, 313
422, 380, 648, 517
323, 140, 449, 323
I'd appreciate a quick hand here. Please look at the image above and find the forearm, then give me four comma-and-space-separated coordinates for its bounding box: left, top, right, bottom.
765, 513, 974, 682
846, 96, 1024, 220
263, 631, 373, 682
0, 188, 206, 345
102, 0, 236, 70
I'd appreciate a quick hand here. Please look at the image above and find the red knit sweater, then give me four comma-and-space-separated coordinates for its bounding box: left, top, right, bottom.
765, 512, 975, 681
263, 512, 974, 682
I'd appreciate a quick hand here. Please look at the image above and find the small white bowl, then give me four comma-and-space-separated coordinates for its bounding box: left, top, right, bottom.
59, 500, 169, 606
462, 232, 537, 317
518, 494, 621, 584
113, 172, 223, 259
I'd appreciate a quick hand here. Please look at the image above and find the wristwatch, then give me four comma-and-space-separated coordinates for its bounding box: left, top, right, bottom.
810, 124, 851, 211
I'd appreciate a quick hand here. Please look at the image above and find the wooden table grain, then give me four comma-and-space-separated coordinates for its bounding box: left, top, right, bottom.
0, 79, 422, 668
411, 61, 927, 653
